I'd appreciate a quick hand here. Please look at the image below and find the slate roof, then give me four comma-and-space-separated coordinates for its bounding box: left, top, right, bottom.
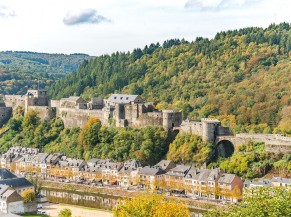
108, 94, 142, 104
218, 174, 236, 184
121, 160, 142, 174
0, 184, 9, 195
166, 165, 191, 177
0, 177, 33, 188
139, 166, 166, 176
87, 158, 101, 164
0, 168, 17, 180
32, 153, 49, 163
154, 160, 175, 171
244, 179, 274, 187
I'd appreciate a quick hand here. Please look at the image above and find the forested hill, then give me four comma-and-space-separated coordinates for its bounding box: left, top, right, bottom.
0, 51, 91, 94
49, 23, 291, 134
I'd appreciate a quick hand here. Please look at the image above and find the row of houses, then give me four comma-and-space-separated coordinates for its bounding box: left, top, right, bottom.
1, 147, 290, 203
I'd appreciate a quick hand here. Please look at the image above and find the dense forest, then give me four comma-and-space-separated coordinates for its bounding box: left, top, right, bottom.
0, 51, 91, 94
49, 23, 291, 135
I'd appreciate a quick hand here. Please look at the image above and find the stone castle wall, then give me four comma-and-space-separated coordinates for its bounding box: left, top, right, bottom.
27, 106, 56, 120
132, 112, 163, 128
0, 107, 12, 127
57, 108, 105, 128
3, 95, 26, 108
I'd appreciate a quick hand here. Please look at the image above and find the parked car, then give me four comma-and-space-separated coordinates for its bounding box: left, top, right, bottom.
166, 192, 171, 196
37, 209, 47, 215
37, 204, 43, 209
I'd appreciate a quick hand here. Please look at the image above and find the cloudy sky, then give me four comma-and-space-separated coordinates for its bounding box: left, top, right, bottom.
0, 0, 290, 56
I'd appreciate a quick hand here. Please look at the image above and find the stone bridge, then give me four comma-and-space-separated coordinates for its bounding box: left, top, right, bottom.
214, 134, 291, 158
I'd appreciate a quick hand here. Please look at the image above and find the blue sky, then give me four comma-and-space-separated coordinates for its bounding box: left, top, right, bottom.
0, 0, 290, 56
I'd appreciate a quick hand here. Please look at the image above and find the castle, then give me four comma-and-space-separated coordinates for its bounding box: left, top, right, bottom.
1, 89, 290, 156
0, 90, 182, 130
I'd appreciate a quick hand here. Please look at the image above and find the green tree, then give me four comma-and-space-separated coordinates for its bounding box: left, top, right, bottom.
204, 187, 291, 217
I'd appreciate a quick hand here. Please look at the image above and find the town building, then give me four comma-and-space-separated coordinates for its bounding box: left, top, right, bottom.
217, 173, 243, 202
138, 166, 166, 189
0, 185, 24, 214
271, 177, 291, 187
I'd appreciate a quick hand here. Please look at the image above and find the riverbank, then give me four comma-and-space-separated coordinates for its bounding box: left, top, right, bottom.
41, 180, 222, 211
42, 203, 113, 217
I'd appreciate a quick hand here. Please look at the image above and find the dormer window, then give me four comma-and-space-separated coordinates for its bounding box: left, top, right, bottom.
120, 97, 123, 100
114, 97, 117, 99
126, 97, 129, 100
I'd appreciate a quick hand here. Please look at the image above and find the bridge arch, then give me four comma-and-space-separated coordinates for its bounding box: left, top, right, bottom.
215, 140, 235, 158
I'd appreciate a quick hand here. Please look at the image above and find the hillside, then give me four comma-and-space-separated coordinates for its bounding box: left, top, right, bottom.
49, 23, 291, 134
0, 51, 91, 94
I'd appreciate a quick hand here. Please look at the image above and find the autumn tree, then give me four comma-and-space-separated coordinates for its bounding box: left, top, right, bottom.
21, 190, 35, 202
58, 208, 72, 217
113, 194, 190, 217
204, 187, 291, 217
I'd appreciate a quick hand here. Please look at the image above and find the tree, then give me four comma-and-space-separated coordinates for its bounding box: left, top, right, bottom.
21, 190, 35, 202
58, 208, 72, 217
113, 194, 190, 217
204, 187, 291, 217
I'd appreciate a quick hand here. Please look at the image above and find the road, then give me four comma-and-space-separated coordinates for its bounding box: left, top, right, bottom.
42, 203, 113, 217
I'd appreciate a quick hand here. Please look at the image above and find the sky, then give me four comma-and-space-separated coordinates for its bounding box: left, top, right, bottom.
0, 0, 290, 56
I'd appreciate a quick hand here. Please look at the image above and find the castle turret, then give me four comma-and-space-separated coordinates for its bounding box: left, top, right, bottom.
162, 110, 182, 130
201, 118, 221, 143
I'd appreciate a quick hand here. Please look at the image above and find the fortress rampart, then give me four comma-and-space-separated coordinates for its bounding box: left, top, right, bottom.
1, 91, 182, 130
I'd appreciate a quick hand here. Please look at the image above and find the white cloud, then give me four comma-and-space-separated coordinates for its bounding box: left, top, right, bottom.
63, 9, 111, 26
0, 0, 290, 55
0, 5, 16, 17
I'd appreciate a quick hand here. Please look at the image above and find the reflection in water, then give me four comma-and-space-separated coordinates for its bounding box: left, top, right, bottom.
41, 188, 121, 210
41, 188, 206, 216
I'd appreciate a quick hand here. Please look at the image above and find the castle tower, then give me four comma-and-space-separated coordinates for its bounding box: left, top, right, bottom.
201, 118, 221, 143
162, 110, 182, 130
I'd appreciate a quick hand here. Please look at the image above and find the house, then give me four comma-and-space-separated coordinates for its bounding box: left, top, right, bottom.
184, 168, 221, 199
271, 177, 291, 187
54, 157, 86, 181
0, 169, 34, 194
0, 178, 34, 195
244, 179, 274, 188
165, 165, 191, 193
138, 166, 166, 190
79, 165, 103, 183
1, 153, 22, 171
0, 185, 24, 214
40, 153, 63, 179
154, 160, 176, 172
101, 162, 123, 185
118, 160, 142, 187
217, 173, 243, 202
